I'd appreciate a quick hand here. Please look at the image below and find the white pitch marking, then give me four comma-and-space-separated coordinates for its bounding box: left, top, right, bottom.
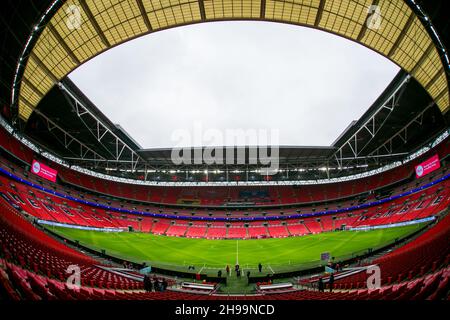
236, 240, 239, 265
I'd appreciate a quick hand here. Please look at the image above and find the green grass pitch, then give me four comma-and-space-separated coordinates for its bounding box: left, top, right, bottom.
46, 223, 426, 275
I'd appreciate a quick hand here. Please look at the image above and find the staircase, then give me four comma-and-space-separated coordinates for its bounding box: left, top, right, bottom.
263, 225, 269, 237
282, 224, 290, 236
303, 222, 311, 234
318, 220, 324, 232
184, 225, 191, 237
222, 271, 253, 294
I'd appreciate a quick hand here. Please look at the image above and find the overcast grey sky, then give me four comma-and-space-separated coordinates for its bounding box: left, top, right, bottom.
69, 21, 399, 149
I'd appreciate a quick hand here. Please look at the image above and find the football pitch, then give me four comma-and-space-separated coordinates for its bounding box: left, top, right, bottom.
46, 223, 426, 275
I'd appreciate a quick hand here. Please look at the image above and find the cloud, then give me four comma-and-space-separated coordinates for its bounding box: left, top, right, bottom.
69, 21, 400, 149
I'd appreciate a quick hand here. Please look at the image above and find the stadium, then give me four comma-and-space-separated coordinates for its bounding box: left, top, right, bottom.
0, 0, 449, 304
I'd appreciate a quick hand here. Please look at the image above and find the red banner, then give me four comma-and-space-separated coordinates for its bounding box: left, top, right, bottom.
415, 154, 440, 178
31, 160, 58, 182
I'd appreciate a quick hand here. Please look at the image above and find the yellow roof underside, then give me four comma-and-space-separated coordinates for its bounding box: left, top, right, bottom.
18, 0, 449, 120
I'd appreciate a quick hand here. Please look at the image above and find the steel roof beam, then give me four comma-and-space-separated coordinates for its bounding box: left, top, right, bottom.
136, 0, 153, 31
260, 0, 266, 19
331, 74, 411, 163
387, 12, 415, 58
32, 108, 106, 162
369, 101, 436, 157
198, 0, 206, 20
314, 0, 326, 27
58, 81, 145, 170
78, 0, 111, 48
47, 22, 80, 64
29, 52, 58, 83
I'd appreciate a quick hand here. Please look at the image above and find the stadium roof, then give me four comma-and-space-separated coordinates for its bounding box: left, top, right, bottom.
138, 146, 336, 166
13, 0, 450, 123
25, 70, 445, 177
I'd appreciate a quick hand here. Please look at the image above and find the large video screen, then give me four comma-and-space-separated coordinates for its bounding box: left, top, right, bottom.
415, 154, 441, 179
31, 160, 58, 182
